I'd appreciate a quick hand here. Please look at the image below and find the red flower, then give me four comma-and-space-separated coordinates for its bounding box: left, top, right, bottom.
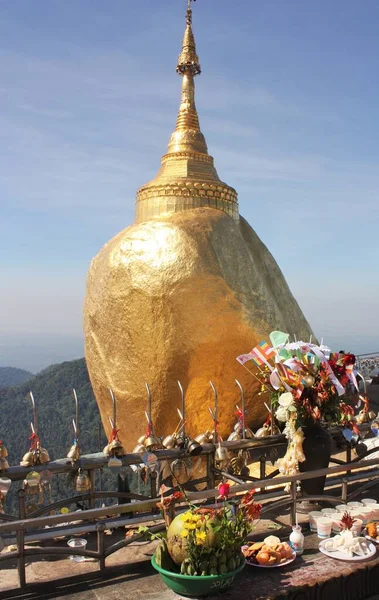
218, 482, 230, 500
244, 502, 262, 520
241, 489, 256, 505
343, 353, 356, 366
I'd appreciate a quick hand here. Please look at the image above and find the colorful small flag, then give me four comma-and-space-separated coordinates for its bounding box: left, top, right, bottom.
236, 353, 255, 365
258, 341, 275, 360
270, 330, 289, 348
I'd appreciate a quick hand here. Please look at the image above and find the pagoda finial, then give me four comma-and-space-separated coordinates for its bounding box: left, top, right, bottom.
177, 0, 201, 76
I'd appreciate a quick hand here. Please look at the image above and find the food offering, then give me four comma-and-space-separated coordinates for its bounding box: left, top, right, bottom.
319, 529, 375, 561
242, 536, 295, 567
365, 522, 379, 542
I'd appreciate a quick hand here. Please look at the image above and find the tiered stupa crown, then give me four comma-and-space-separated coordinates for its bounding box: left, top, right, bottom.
135, 0, 239, 223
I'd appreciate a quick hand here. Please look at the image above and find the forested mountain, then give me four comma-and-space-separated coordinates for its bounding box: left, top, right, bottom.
0, 366, 34, 387
0, 359, 104, 464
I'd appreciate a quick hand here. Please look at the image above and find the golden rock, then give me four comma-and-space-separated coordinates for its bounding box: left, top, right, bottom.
83, 2, 313, 447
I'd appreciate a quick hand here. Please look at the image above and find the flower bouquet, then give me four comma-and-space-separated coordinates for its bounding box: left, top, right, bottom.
148, 485, 261, 597
237, 332, 370, 485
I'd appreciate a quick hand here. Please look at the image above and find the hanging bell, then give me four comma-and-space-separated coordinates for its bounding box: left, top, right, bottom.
244, 427, 255, 439
108, 456, 122, 470
144, 435, 160, 450
103, 444, 111, 457
74, 469, 91, 493
227, 430, 242, 442
24, 471, 41, 489
255, 424, 270, 438
369, 411, 376, 421
0, 458, 9, 471
67, 443, 80, 462
38, 447, 50, 464
215, 443, 229, 462
109, 439, 125, 456
186, 438, 202, 456
163, 434, 177, 449
20, 451, 35, 467
132, 443, 146, 454
356, 410, 370, 425
138, 435, 146, 445
171, 458, 191, 485
195, 431, 213, 444
0, 477, 11, 496
0, 443, 8, 459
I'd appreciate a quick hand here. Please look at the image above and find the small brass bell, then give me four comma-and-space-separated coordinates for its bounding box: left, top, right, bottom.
0, 443, 8, 459
24, 471, 41, 489
269, 423, 281, 436
67, 443, 80, 462
138, 435, 146, 445
356, 410, 370, 425
215, 443, 229, 462
74, 469, 91, 493
195, 431, 213, 444
38, 447, 50, 464
20, 451, 34, 467
0, 477, 11, 495
132, 443, 146, 454
255, 424, 270, 438
103, 444, 111, 457
0, 458, 9, 470
109, 439, 125, 456
171, 458, 191, 485
144, 435, 160, 450
227, 430, 242, 442
368, 411, 376, 421
163, 434, 177, 449
108, 456, 122, 469
186, 438, 202, 456
244, 427, 255, 439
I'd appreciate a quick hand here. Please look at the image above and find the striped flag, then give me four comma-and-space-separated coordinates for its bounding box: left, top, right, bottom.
258, 341, 275, 360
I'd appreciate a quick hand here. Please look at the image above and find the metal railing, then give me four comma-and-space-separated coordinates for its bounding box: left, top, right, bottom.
1, 425, 379, 588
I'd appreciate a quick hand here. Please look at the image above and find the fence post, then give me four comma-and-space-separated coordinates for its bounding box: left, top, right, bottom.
290, 481, 297, 526
17, 489, 26, 588
97, 523, 106, 572
259, 455, 266, 480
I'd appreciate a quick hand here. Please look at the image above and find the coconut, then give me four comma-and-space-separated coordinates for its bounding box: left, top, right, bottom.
166, 510, 220, 565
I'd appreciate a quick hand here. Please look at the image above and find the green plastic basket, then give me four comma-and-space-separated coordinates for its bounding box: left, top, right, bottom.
151, 554, 246, 598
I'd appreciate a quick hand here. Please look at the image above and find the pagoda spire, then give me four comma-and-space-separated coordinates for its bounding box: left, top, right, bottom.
135, 0, 239, 223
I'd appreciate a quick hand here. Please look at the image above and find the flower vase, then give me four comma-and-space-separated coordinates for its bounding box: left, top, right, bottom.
297, 422, 332, 512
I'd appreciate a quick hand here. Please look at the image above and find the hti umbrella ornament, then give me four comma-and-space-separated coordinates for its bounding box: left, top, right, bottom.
103, 389, 125, 469
20, 392, 50, 467
209, 381, 229, 467
67, 389, 81, 463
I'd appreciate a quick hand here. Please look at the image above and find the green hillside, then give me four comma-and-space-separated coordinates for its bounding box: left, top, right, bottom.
0, 359, 147, 516
0, 359, 104, 464
0, 366, 34, 387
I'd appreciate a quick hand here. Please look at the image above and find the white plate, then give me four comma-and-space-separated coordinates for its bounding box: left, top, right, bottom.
364, 528, 379, 544
319, 538, 376, 561
241, 545, 296, 568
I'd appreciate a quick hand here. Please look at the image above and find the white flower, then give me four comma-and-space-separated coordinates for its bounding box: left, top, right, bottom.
278, 392, 295, 408
275, 405, 288, 422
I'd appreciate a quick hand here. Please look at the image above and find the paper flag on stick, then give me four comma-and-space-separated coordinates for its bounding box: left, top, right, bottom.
236, 353, 255, 365
270, 331, 289, 348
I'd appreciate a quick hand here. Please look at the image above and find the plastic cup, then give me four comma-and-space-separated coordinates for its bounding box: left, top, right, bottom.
335, 504, 348, 513
359, 507, 373, 524
367, 504, 379, 520
347, 501, 362, 508
309, 511, 323, 531
362, 498, 377, 506
332, 516, 343, 533
351, 519, 363, 535
321, 508, 337, 517
67, 538, 87, 562
317, 517, 332, 539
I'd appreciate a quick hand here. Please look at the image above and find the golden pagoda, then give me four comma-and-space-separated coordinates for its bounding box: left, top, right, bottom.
83, 0, 313, 446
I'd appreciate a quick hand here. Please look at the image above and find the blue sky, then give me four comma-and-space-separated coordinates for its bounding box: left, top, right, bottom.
1, 0, 378, 371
